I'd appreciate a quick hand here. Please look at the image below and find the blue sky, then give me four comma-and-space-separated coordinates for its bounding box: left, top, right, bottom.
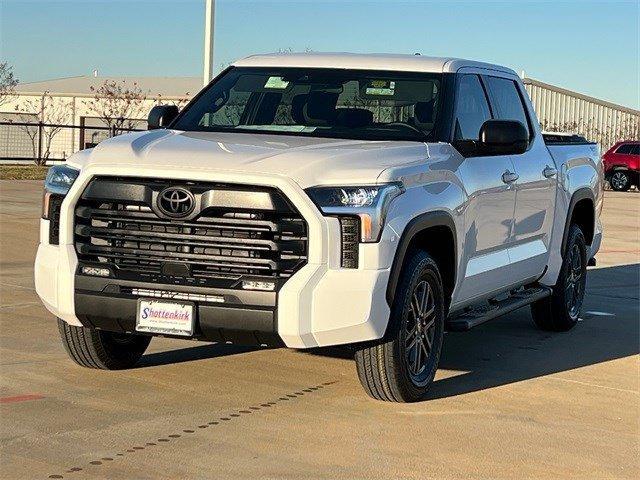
1, 0, 638, 108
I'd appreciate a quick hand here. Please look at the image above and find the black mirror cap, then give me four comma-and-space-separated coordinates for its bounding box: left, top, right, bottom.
479, 120, 529, 155
148, 105, 180, 130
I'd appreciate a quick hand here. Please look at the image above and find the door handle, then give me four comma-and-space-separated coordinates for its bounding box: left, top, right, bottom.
502, 171, 519, 183
543, 165, 557, 178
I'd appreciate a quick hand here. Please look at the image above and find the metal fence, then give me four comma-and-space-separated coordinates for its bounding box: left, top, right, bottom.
0, 121, 142, 165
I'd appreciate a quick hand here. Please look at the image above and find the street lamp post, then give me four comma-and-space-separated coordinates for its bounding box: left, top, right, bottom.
203, 0, 215, 86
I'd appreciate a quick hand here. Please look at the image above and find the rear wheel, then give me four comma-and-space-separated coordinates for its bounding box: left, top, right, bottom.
610, 170, 631, 191
354, 251, 445, 402
58, 319, 151, 369
531, 224, 587, 331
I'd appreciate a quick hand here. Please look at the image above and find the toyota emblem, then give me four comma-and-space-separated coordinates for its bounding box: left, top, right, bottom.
157, 187, 195, 218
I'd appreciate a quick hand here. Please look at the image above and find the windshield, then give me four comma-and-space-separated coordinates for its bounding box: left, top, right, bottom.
173, 67, 442, 142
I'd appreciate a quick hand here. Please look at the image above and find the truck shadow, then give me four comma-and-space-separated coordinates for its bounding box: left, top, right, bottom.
137, 343, 260, 367
305, 262, 639, 400
136, 263, 639, 402
427, 262, 639, 399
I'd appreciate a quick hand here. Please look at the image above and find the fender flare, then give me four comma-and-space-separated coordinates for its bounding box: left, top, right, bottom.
561, 188, 595, 255
385, 210, 457, 307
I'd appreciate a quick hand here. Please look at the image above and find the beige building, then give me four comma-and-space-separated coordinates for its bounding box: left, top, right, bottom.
523, 78, 639, 150
1, 74, 638, 162
1, 76, 199, 161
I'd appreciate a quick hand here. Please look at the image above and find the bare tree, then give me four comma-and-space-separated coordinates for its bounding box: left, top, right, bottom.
83, 79, 148, 132
0, 62, 19, 107
153, 93, 191, 110
12, 92, 72, 165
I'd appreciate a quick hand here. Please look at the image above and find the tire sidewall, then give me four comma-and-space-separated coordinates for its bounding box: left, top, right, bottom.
389, 251, 445, 401
555, 226, 587, 325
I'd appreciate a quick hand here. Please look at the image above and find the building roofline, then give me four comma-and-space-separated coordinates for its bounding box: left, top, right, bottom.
11, 91, 191, 100
14, 75, 199, 98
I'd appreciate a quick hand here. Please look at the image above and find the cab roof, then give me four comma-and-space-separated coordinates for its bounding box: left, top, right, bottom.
233, 52, 517, 76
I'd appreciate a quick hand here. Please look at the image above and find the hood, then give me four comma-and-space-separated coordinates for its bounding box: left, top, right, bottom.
75, 129, 430, 188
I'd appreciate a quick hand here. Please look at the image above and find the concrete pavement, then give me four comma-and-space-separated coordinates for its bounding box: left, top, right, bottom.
0, 181, 638, 480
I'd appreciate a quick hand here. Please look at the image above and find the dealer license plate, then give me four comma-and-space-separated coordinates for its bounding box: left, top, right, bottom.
136, 299, 195, 337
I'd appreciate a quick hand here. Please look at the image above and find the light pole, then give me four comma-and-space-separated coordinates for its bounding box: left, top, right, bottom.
203, 0, 215, 86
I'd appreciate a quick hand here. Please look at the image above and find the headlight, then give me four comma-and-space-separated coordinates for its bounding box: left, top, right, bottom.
42, 165, 79, 219
44, 164, 80, 195
306, 183, 404, 242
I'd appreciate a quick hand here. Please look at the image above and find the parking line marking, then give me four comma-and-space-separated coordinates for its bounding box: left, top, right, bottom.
598, 249, 640, 254
583, 311, 616, 317
0, 301, 41, 309
0, 282, 36, 291
0, 393, 45, 404
549, 377, 638, 395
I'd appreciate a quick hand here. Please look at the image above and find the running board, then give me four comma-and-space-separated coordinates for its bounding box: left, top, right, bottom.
446, 286, 552, 332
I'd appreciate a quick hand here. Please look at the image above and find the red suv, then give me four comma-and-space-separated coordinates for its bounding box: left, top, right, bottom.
603, 141, 639, 191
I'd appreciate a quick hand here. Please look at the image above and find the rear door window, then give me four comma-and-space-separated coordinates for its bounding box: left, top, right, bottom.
484, 76, 532, 136
616, 144, 635, 154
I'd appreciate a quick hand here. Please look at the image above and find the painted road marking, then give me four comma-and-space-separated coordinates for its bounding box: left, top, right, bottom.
583, 311, 616, 317
0, 394, 45, 404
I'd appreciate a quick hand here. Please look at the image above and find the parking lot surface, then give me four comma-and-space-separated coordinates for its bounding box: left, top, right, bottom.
0, 181, 638, 480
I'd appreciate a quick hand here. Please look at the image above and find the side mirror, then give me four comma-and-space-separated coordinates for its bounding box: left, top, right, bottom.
479, 120, 529, 155
148, 105, 179, 130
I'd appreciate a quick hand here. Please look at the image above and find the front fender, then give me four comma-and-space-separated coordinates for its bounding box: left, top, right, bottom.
385, 210, 457, 306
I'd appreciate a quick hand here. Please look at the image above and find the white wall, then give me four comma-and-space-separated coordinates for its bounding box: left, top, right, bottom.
1, 93, 190, 161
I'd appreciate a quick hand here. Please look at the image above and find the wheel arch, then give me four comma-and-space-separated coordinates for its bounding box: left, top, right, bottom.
386, 211, 457, 309
562, 188, 595, 254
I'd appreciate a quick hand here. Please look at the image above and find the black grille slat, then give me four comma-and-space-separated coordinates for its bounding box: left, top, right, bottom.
76, 206, 283, 233
74, 178, 308, 283
76, 243, 279, 268
75, 225, 287, 251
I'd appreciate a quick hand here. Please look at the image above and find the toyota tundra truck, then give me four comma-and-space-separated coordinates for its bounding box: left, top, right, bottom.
35, 53, 603, 402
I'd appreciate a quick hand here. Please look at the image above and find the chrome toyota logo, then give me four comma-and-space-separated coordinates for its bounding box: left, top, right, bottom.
157, 187, 195, 218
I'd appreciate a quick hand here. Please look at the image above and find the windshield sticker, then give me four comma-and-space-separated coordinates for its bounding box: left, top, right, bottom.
365, 80, 396, 96
264, 76, 290, 89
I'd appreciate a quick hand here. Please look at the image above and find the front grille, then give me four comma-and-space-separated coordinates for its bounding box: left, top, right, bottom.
74, 177, 308, 286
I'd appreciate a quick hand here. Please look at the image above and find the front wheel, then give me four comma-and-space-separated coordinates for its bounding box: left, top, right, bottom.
531, 224, 587, 331
354, 251, 445, 402
58, 319, 151, 369
610, 170, 631, 191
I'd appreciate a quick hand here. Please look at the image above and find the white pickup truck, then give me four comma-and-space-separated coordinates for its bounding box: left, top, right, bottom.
36, 53, 603, 402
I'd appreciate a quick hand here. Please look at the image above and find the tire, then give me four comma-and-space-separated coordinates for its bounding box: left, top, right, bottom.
531, 224, 587, 331
610, 170, 631, 191
57, 319, 151, 369
354, 251, 445, 402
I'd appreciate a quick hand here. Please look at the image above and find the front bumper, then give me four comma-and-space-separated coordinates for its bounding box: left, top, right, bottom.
34, 165, 394, 348
74, 274, 282, 346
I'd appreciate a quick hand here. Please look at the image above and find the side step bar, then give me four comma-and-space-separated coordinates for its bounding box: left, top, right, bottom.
446, 286, 552, 332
